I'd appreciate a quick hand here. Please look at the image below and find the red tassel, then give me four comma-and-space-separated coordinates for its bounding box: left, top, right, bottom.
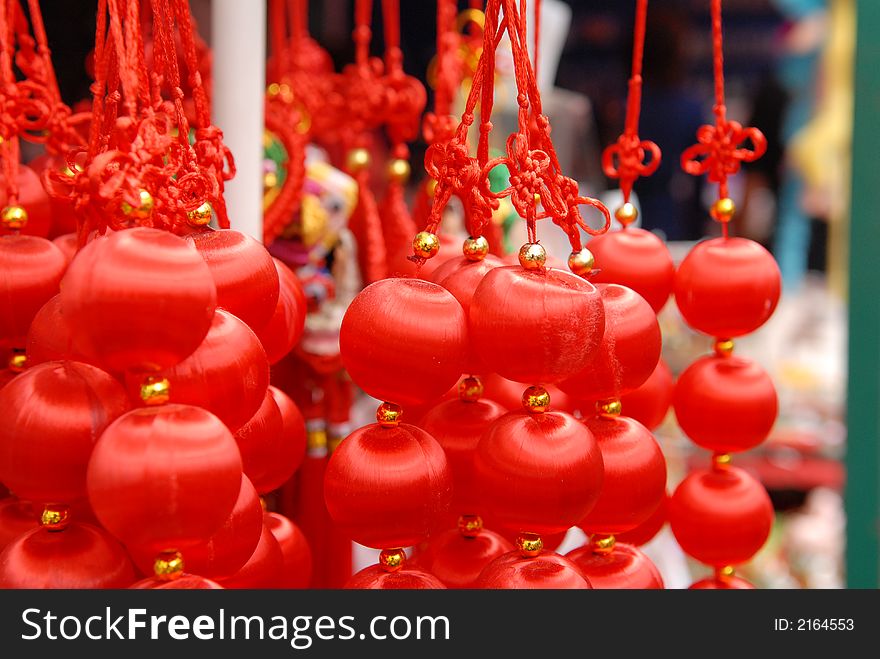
379, 179, 417, 269
347, 169, 388, 284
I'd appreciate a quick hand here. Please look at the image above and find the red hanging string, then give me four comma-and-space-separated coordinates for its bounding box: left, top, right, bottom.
680, 0, 766, 238
0, 0, 21, 207
601, 0, 660, 208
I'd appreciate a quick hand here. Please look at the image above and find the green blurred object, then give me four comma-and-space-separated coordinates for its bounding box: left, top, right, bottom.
847, 0, 880, 588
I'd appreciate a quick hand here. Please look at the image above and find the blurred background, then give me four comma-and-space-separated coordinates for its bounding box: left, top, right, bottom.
35, 0, 864, 588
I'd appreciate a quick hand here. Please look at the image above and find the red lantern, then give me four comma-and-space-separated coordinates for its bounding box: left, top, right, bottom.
419, 395, 507, 515
217, 523, 284, 589
128, 309, 269, 432
52, 233, 78, 265
234, 389, 288, 493
617, 491, 668, 547
255, 258, 307, 364
0, 522, 135, 588
25, 156, 77, 237
87, 404, 243, 557
61, 228, 217, 373
587, 227, 675, 313
0, 361, 130, 505
340, 278, 467, 407
620, 358, 673, 431
674, 237, 781, 338
475, 551, 592, 589
0, 166, 52, 238
188, 229, 280, 332
578, 414, 666, 535
690, 575, 755, 589
324, 422, 452, 548
0, 498, 37, 551
0, 235, 66, 345
566, 542, 663, 589
346, 564, 446, 589
131, 574, 224, 589
271, 385, 307, 473
558, 284, 661, 401
474, 409, 604, 536
265, 511, 313, 589
25, 295, 83, 365
411, 523, 513, 589
669, 466, 773, 567
673, 354, 778, 453
468, 266, 605, 384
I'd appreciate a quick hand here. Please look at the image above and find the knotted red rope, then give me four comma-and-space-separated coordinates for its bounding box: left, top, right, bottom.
601, 0, 660, 205
680, 0, 766, 237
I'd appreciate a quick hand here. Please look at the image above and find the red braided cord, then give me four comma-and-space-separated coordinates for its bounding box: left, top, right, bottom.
354, 0, 372, 67
0, 0, 20, 205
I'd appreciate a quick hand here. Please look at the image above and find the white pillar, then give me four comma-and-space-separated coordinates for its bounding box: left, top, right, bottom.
211, 0, 266, 241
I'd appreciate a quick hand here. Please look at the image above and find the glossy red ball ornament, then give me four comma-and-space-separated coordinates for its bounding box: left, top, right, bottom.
87, 404, 243, 556
558, 284, 661, 401
674, 237, 781, 337
129, 475, 263, 579
616, 491, 668, 547
61, 228, 217, 373
0, 522, 136, 588
566, 542, 664, 589
52, 233, 78, 265
0, 166, 52, 237
26, 295, 84, 365
340, 278, 467, 407
0, 235, 66, 345
0, 361, 130, 504
188, 229, 279, 332
269, 385, 307, 477
131, 574, 224, 589
25, 156, 78, 237
411, 526, 514, 588
419, 397, 507, 515
346, 564, 446, 589
578, 415, 666, 535
669, 466, 773, 567
588, 227, 675, 313
673, 354, 778, 453
234, 389, 298, 494
255, 258, 307, 364
469, 266, 605, 384
265, 512, 313, 588
217, 523, 284, 589
0, 498, 37, 551
620, 358, 674, 431
474, 411, 604, 535
324, 423, 452, 548
475, 551, 592, 589
129, 309, 269, 432
690, 575, 755, 589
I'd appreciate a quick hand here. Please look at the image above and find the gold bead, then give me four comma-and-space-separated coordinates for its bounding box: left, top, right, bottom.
568, 247, 595, 276
1, 205, 28, 230
459, 376, 484, 402
140, 376, 170, 406
711, 197, 736, 223
522, 385, 550, 414
307, 428, 328, 451
533, 193, 541, 205
346, 148, 371, 173
412, 231, 440, 259
713, 452, 732, 471
40, 504, 70, 531
154, 550, 185, 581
462, 235, 489, 261
121, 189, 154, 219
187, 201, 213, 227
614, 202, 638, 226
717, 565, 736, 580
596, 398, 622, 417
714, 338, 735, 358
379, 548, 406, 572
426, 178, 438, 198
591, 534, 616, 555
377, 402, 403, 427
518, 242, 546, 270
388, 158, 411, 184
458, 515, 483, 539
8, 351, 27, 373
515, 533, 544, 558
263, 170, 278, 190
